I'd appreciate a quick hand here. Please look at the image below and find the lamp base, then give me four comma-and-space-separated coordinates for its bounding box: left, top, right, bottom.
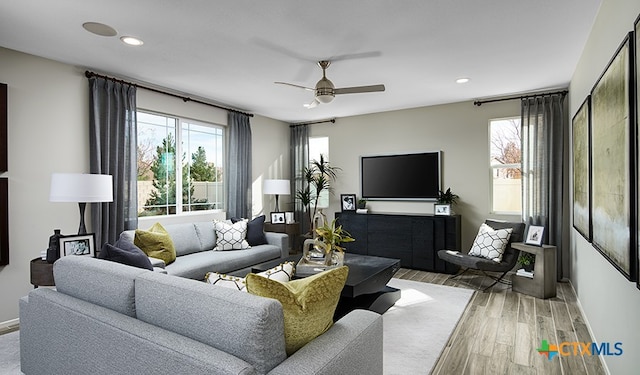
78, 202, 87, 235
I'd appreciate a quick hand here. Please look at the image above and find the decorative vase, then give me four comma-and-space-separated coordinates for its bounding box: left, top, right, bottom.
312, 209, 327, 238
46, 229, 62, 264
523, 263, 534, 272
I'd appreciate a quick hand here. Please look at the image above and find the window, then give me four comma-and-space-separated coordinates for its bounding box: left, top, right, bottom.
490, 117, 522, 214
308, 136, 329, 207
137, 111, 224, 217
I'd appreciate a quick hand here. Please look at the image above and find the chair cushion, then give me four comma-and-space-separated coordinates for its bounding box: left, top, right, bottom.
468, 223, 513, 262
134, 222, 177, 265
246, 266, 348, 355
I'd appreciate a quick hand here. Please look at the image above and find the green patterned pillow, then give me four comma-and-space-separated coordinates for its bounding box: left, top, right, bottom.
246, 266, 348, 355
134, 222, 176, 265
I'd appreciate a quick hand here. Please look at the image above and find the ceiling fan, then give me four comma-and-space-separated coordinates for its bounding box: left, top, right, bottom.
275, 61, 385, 108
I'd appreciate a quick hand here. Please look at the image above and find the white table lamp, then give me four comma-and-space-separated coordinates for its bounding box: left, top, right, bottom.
263, 179, 290, 212
50, 173, 114, 234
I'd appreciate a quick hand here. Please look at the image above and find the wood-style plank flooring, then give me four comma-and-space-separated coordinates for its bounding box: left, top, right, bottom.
394, 268, 606, 375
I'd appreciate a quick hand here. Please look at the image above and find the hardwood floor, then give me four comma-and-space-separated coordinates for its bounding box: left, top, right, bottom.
394, 268, 607, 375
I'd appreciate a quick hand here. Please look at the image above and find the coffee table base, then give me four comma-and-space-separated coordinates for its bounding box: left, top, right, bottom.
335, 286, 401, 320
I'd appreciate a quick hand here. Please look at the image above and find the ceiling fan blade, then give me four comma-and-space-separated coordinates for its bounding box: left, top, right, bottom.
334, 84, 385, 95
274, 82, 314, 91
304, 99, 319, 109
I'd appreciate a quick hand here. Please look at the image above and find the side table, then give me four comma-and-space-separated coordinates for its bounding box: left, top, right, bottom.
511, 243, 556, 299
264, 222, 300, 254
30, 258, 55, 288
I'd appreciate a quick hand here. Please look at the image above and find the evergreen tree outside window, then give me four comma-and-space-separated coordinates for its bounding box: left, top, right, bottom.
137, 111, 224, 216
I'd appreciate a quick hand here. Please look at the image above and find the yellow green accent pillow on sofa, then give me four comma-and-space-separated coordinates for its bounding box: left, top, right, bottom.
134, 222, 176, 265
246, 266, 348, 355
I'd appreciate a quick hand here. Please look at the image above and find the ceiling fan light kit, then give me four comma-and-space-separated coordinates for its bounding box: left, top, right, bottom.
276, 60, 385, 108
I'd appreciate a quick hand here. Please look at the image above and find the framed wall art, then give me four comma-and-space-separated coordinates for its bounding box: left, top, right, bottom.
572, 96, 591, 242
58, 234, 95, 258
0, 82, 6, 173
0, 178, 7, 266
590, 32, 636, 281
635, 14, 640, 289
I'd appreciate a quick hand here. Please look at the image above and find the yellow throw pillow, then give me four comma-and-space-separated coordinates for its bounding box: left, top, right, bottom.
246, 266, 348, 355
134, 222, 176, 265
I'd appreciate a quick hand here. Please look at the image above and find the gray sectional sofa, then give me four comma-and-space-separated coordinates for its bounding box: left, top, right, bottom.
19, 256, 384, 375
119, 221, 289, 280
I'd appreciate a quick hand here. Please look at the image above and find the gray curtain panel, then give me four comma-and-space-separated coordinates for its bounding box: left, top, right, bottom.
226, 112, 252, 218
521, 94, 569, 280
290, 124, 309, 234
88, 76, 138, 249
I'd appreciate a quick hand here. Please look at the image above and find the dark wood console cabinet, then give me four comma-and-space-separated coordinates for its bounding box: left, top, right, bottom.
335, 212, 461, 274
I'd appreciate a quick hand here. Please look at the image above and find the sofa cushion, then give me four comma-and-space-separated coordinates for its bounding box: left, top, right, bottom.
98, 240, 154, 271
205, 261, 295, 291
213, 220, 250, 250
232, 215, 268, 246
53, 256, 148, 317
161, 223, 204, 256
134, 222, 177, 265
135, 271, 287, 374
246, 266, 348, 355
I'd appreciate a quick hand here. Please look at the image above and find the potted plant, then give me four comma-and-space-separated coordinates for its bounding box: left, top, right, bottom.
357, 198, 367, 210
295, 155, 341, 236
518, 252, 535, 272
437, 187, 459, 205
312, 218, 355, 266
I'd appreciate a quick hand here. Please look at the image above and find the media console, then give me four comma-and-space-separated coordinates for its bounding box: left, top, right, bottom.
335, 212, 461, 274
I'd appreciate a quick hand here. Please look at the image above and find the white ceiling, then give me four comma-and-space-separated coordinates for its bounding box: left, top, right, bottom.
0, 0, 601, 123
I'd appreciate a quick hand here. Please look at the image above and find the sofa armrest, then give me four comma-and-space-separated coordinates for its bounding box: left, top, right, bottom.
265, 232, 289, 259
268, 309, 383, 375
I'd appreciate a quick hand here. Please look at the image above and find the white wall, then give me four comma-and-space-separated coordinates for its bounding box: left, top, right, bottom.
309, 99, 521, 250
569, 0, 640, 373
0, 47, 288, 322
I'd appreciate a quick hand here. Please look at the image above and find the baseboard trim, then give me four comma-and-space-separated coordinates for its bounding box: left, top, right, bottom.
568, 280, 611, 375
0, 318, 19, 332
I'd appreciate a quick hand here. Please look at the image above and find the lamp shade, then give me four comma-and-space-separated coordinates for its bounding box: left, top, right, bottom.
50, 173, 114, 203
263, 179, 290, 195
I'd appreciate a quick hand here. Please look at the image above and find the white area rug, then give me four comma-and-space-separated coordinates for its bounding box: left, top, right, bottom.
384, 278, 475, 375
0, 330, 20, 374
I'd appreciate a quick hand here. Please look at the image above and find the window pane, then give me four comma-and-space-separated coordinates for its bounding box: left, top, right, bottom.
182, 121, 224, 212
309, 137, 329, 208
490, 118, 522, 213
138, 112, 177, 216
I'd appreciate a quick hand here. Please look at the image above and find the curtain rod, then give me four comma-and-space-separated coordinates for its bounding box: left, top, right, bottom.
289, 118, 336, 127
85, 71, 254, 117
473, 89, 568, 106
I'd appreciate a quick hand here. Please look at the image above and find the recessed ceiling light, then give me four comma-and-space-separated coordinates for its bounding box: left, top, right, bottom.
120, 36, 144, 46
82, 22, 117, 37
456, 78, 470, 84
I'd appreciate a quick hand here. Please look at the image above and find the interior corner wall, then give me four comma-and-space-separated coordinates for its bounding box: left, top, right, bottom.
569, 0, 640, 373
308, 100, 521, 251
0, 47, 289, 323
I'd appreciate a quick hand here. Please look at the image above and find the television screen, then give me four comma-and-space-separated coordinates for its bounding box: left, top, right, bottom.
360, 151, 441, 200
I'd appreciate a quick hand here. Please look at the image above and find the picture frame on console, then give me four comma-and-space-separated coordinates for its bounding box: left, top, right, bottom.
58, 234, 95, 257
525, 225, 545, 246
270, 212, 285, 224
434, 203, 451, 216
340, 194, 356, 211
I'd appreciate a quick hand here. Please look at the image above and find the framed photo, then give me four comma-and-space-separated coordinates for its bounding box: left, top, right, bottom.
270, 212, 285, 224
590, 32, 636, 281
434, 203, 451, 216
58, 234, 95, 257
525, 226, 545, 246
0, 83, 7, 172
340, 194, 356, 211
572, 96, 591, 242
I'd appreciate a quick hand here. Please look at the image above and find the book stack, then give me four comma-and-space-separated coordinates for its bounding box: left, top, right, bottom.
516, 268, 534, 278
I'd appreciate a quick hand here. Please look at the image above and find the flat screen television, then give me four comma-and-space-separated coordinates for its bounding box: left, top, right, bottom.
360, 151, 441, 200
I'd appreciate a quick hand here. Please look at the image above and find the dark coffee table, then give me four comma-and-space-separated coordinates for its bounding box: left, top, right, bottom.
252, 253, 401, 318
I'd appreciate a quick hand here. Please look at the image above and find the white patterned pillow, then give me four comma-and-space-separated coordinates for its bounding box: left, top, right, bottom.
468, 223, 513, 262
213, 220, 250, 250
205, 261, 295, 292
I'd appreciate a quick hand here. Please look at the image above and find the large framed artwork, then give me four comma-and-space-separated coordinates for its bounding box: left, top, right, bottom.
635, 15, 640, 289
0, 82, 6, 173
590, 32, 636, 281
0, 178, 7, 266
572, 96, 591, 242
